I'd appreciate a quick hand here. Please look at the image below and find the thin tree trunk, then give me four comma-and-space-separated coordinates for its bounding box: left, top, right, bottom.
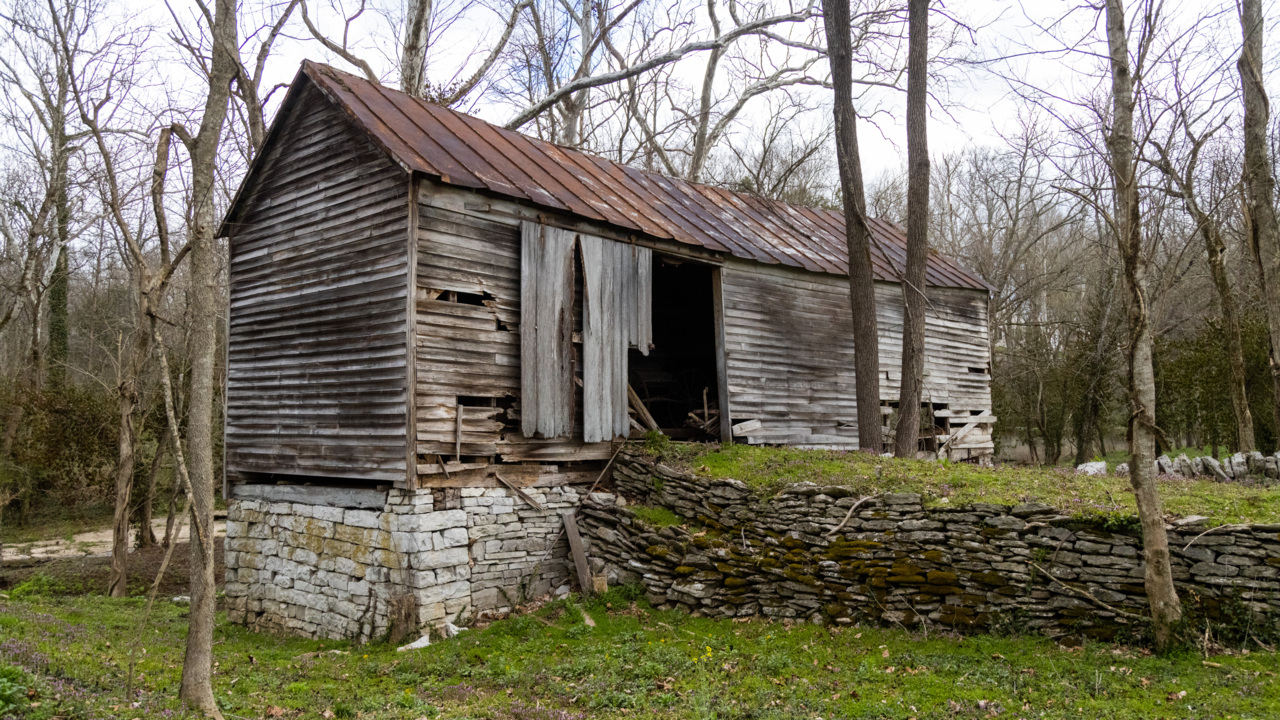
1239, 0, 1280, 446
138, 428, 168, 548
107, 325, 149, 597
178, 0, 235, 714
1203, 220, 1254, 451
821, 0, 882, 451
894, 0, 930, 458
1104, 0, 1180, 650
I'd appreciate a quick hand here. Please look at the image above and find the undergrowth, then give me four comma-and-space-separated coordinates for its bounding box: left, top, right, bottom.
1, 591, 1277, 719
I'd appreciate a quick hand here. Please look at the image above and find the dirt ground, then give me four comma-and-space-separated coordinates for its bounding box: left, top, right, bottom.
0, 536, 226, 598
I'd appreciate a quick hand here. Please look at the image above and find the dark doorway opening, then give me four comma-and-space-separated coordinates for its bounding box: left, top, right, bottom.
629, 256, 720, 438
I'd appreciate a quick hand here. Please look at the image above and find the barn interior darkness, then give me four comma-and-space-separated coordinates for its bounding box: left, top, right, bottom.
628, 256, 719, 435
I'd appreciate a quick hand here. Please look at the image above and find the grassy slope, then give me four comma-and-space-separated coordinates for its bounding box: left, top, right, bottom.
643, 442, 1280, 525
0, 592, 1277, 719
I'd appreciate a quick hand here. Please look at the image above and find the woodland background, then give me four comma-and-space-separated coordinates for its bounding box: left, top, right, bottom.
0, 0, 1275, 531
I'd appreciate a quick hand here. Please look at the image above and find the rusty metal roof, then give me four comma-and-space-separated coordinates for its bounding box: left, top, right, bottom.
293, 61, 989, 291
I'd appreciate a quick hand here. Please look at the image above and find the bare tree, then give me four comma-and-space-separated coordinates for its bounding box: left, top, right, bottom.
1103, 0, 1180, 650
1239, 0, 1280, 441
1142, 40, 1254, 451
822, 0, 881, 451
893, 0, 928, 457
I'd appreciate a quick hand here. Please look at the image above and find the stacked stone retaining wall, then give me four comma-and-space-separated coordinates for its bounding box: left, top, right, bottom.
580, 451, 1280, 640
225, 484, 583, 642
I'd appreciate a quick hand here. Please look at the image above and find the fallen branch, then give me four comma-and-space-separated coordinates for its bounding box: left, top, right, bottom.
825, 495, 880, 538
1030, 562, 1149, 623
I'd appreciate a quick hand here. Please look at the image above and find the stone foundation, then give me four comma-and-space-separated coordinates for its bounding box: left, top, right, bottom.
224, 483, 586, 642
579, 451, 1280, 641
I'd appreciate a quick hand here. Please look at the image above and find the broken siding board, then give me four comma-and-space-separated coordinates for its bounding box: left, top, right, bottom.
720, 258, 991, 448
224, 82, 410, 483
413, 185, 610, 470
522, 222, 578, 438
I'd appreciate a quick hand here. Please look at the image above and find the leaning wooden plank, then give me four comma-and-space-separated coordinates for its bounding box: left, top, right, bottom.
628, 384, 659, 431
230, 483, 388, 509
562, 511, 594, 595
495, 474, 546, 510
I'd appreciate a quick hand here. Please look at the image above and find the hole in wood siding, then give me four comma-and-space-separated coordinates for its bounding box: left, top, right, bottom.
968, 367, 987, 374
440, 289, 494, 307
457, 395, 497, 407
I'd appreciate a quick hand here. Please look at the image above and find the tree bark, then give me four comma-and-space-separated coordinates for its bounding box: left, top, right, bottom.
1239, 0, 1280, 444
138, 427, 168, 548
1199, 210, 1254, 452
821, 0, 882, 451
178, 0, 236, 715
894, 0, 929, 458
400, 0, 433, 96
107, 323, 150, 597
1104, 0, 1180, 650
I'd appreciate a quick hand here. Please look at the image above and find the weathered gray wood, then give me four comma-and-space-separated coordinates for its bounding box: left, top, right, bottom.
520, 221, 575, 438
580, 234, 651, 443
224, 82, 410, 483
711, 266, 733, 443
719, 258, 991, 450
231, 483, 388, 508
562, 511, 594, 594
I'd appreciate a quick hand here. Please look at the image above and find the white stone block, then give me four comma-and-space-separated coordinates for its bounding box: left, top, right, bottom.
391, 531, 420, 553
345, 509, 381, 529
399, 509, 467, 533
411, 547, 469, 570
435, 527, 469, 550
312, 505, 345, 523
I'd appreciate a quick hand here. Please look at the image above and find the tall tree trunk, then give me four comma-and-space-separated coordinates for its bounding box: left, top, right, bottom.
821, 0, 882, 451
400, 0, 433, 96
1104, 0, 1181, 650
1201, 215, 1254, 451
107, 322, 149, 597
894, 0, 930, 458
47, 246, 69, 388
138, 429, 168, 548
178, 0, 236, 715
1239, 0, 1280, 444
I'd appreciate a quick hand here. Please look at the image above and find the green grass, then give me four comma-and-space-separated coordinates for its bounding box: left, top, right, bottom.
628, 505, 685, 528
642, 443, 1280, 525
1, 591, 1278, 719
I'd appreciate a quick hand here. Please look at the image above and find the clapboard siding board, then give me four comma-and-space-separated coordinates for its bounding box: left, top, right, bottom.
720, 259, 991, 448
413, 181, 613, 469
225, 81, 410, 483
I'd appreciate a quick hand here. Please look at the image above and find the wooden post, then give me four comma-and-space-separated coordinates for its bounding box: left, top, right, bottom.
455, 400, 462, 462
710, 267, 732, 444
562, 511, 593, 595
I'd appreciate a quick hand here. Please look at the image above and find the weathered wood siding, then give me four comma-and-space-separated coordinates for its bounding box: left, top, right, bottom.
720, 259, 991, 448
224, 81, 411, 483
414, 183, 614, 470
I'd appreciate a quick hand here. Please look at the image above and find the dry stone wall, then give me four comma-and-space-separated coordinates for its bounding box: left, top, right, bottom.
580, 452, 1280, 641
225, 484, 583, 642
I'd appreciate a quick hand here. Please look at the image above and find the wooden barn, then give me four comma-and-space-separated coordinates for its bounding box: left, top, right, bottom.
219, 61, 996, 493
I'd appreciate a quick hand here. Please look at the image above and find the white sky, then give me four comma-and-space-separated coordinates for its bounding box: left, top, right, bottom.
89, 0, 1280, 181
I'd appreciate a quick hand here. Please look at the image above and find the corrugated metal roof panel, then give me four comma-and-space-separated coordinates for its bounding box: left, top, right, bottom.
302, 61, 990, 291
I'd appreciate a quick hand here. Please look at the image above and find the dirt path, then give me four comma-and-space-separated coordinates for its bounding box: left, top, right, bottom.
1, 516, 227, 561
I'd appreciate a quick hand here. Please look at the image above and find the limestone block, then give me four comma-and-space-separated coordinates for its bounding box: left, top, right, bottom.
411, 547, 469, 571
435, 527, 469, 550
400, 509, 468, 533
